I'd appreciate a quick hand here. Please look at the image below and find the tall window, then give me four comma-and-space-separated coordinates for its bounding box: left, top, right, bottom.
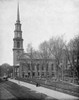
38, 72, 39, 76
46, 63, 48, 71
51, 64, 53, 70
17, 41, 20, 48
37, 64, 39, 70
32, 63, 35, 70
42, 64, 44, 70
32, 72, 35, 76
28, 63, 30, 70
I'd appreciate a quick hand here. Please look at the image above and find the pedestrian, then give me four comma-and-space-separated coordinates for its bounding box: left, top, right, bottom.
36, 82, 38, 87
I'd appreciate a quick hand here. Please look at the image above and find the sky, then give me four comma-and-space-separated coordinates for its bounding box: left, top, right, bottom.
0, 0, 79, 65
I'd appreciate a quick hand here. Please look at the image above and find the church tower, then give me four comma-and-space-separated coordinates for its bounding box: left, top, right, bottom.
13, 3, 24, 66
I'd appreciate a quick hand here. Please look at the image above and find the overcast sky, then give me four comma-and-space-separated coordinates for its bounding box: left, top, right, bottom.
0, 0, 79, 65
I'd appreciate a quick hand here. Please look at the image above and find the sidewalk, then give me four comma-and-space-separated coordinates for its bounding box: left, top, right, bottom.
8, 78, 79, 100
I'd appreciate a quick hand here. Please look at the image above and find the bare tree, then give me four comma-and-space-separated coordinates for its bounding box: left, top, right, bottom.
26, 43, 34, 78
39, 41, 51, 78
39, 41, 51, 59
48, 36, 66, 80
66, 36, 79, 83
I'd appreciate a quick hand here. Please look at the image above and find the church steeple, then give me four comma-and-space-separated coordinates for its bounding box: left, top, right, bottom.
13, 2, 24, 66
14, 2, 22, 37
17, 2, 20, 22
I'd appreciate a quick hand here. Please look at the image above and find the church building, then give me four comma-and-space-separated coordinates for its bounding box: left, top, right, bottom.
13, 3, 57, 79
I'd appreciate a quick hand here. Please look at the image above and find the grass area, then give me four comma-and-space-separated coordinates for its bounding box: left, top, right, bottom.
15, 77, 79, 97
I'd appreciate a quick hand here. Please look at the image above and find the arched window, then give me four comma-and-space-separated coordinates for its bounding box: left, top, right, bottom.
17, 41, 20, 48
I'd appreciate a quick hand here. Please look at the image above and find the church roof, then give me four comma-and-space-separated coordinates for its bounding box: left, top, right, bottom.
19, 53, 30, 60
19, 52, 55, 61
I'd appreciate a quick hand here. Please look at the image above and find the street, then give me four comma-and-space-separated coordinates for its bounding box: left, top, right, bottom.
0, 81, 16, 100
0, 80, 56, 100
0, 83, 16, 100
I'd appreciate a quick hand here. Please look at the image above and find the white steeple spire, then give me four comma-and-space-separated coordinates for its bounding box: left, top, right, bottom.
17, 1, 20, 22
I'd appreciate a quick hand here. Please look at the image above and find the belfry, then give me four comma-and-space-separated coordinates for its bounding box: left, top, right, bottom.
13, 2, 24, 66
